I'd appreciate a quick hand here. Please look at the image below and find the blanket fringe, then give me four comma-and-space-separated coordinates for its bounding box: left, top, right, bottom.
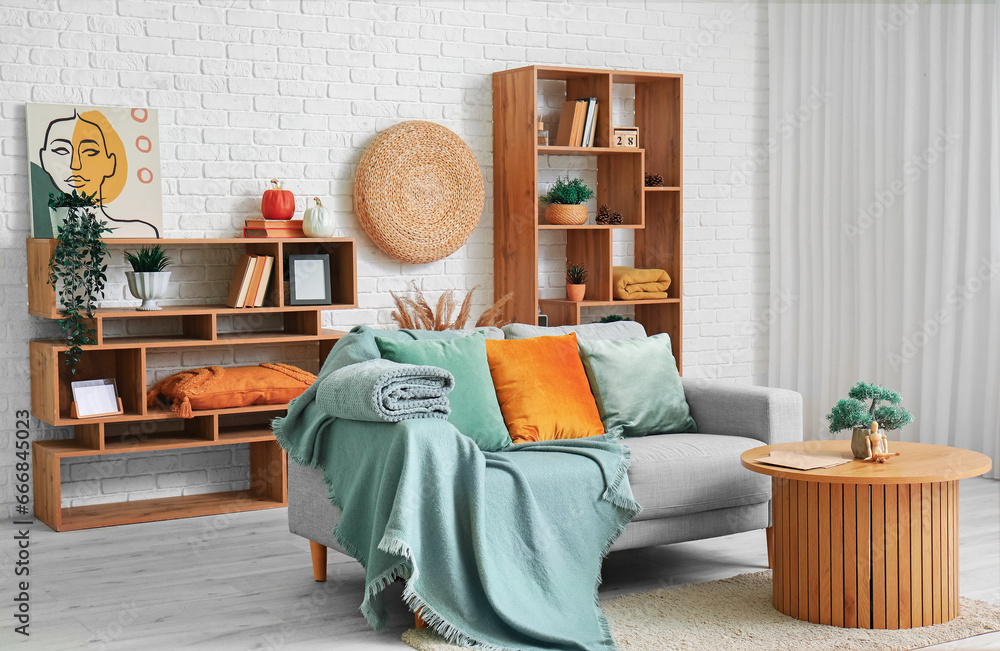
385, 537, 517, 651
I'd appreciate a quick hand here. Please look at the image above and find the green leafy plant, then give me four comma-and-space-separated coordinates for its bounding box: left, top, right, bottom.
566, 262, 588, 285
47, 191, 111, 374
826, 381, 915, 433
544, 176, 595, 205
48, 190, 100, 209
598, 314, 633, 323
123, 245, 172, 273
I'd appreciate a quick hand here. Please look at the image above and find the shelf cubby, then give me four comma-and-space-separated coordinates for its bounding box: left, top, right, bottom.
27, 236, 356, 531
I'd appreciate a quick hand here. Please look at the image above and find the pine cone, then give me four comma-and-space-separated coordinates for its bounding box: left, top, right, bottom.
644, 173, 663, 187
610, 211, 622, 225
596, 204, 611, 225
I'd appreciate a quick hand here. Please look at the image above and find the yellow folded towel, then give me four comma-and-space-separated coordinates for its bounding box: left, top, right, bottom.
613, 266, 672, 300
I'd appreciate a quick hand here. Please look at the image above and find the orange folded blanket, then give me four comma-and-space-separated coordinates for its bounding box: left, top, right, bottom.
613, 266, 671, 300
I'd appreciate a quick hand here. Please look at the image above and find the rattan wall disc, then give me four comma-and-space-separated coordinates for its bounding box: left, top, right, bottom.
353, 121, 485, 264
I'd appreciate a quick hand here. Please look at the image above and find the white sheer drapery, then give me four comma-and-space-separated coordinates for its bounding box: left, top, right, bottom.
767, 1, 999, 476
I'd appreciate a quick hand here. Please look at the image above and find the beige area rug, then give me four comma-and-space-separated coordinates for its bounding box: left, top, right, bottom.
402, 571, 1000, 651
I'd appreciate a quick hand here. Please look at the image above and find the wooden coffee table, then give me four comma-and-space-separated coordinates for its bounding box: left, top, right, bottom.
741, 440, 991, 629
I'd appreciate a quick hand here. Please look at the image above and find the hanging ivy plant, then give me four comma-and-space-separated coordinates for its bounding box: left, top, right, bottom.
47, 191, 112, 374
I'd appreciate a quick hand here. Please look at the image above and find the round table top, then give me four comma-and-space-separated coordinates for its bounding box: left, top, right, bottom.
741, 440, 993, 485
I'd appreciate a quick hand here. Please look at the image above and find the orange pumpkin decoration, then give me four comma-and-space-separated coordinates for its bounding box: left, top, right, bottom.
261, 179, 295, 220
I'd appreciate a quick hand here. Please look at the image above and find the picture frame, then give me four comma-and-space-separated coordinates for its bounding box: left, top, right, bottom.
70, 378, 123, 419
287, 254, 332, 306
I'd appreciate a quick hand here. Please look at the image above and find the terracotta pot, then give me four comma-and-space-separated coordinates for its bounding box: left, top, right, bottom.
545, 204, 587, 225
850, 427, 870, 459
566, 283, 586, 302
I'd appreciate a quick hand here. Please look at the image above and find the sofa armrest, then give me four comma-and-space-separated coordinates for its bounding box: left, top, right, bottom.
680, 379, 802, 446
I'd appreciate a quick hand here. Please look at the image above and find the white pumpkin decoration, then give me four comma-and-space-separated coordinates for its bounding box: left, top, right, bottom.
303, 197, 336, 237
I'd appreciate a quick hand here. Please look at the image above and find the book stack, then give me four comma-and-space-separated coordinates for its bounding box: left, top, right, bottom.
554, 98, 599, 147
225, 254, 275, 308
243, 219, 305, 238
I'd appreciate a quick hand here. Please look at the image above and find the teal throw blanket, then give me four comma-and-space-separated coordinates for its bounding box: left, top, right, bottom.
316, 358, 454, 422
274, 326, 639, 651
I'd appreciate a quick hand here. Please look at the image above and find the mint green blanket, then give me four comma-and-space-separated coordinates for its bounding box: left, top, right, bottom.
274, 326, 639, 651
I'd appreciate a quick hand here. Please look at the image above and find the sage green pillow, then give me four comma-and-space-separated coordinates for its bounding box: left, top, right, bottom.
578, 333, 697, 437
376, 332, 511, 451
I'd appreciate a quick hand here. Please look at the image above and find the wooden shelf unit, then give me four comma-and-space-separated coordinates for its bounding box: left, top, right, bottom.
492, 65, 684, 368
26, 237, 357, 531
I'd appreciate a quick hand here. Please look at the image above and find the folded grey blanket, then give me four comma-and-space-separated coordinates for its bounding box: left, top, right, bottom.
315, 358, 454, 422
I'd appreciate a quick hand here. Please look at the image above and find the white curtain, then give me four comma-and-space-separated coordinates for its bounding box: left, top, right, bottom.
767, 1, 999, 477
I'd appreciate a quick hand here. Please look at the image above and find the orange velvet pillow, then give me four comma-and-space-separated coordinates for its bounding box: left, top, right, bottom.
485, 333, 605, 444
146, 363, 316, 418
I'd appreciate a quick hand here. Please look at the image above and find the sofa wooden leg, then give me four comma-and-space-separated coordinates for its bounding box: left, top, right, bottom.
414, 608, 427, 629
310, 541, 328, 582
765, 526, 774, 569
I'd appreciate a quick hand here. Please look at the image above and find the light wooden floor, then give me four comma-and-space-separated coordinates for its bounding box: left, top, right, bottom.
2, 477, 996, 650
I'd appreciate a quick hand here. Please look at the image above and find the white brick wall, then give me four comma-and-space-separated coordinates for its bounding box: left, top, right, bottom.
0, 0, 769, 516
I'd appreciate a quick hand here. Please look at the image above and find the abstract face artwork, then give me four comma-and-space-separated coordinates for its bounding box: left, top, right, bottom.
27, 103, 163, 238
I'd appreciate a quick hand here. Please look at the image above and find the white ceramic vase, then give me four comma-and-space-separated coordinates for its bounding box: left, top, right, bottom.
125, 271, 171, 311
48, 206, 69, 237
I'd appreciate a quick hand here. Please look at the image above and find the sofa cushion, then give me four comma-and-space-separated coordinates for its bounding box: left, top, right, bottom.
578, 333, 696, 437
623, 433, 770, 522
376, 332, 511, 451
485, 333, 605, 444
502, 321, 647, 340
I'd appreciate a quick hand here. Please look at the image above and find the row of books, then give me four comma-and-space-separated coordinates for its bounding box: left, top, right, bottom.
225, 254, 274, 308
554, 98, 599, 147
243, 219, 305, 238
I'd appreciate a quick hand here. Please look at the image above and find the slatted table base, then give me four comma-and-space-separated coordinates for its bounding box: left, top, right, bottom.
771, 477, 959, 629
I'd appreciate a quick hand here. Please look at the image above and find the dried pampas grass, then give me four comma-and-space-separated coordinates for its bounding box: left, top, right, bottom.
390, 282, 513, 330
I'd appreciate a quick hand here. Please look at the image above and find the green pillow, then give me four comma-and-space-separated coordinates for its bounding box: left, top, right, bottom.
376, 332, 511, 451
578, 333, 697, 437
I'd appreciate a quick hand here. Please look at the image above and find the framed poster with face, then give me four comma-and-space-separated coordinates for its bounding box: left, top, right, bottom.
287, 254, 332, 306
26, 103, 163, 238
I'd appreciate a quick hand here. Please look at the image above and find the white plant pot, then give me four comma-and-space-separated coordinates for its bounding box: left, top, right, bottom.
125, 271, 171, 311
49, 206, 69, 237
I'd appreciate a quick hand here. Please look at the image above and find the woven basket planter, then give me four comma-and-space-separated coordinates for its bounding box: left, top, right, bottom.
353, 121, 484, 264
545, 204, 587, 225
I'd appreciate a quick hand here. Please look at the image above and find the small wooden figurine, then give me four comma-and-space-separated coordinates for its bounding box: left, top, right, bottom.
864, 422, 900, 463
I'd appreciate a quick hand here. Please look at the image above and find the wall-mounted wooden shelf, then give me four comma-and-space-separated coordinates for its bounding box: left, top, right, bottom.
492, 65, 684, 368
27, 236, 357, 531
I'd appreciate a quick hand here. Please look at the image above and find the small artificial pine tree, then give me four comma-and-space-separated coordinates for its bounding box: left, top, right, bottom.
826, 381, 915, 433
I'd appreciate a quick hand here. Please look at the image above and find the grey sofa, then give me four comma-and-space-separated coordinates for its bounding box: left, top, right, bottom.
287, 322, 803, 582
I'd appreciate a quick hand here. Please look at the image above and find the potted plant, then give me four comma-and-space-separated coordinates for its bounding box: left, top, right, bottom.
566, 262, 588, 302
543, 176, 595, 225
47, 190, 112, 374
826, 381, 915, 458
123, 245, 172, 311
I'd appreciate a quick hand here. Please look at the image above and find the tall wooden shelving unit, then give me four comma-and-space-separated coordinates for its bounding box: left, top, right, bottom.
492, 65, 684, 368
26, 237, 357, 531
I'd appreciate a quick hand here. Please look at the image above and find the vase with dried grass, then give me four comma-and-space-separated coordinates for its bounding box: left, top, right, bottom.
389, 281, 514, 331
